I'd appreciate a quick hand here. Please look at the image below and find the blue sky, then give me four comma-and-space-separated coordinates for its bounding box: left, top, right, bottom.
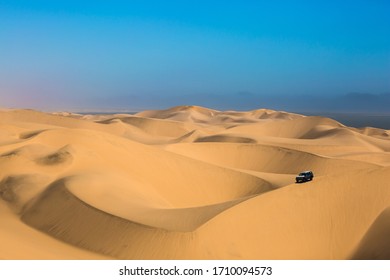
1, 0, 389, 112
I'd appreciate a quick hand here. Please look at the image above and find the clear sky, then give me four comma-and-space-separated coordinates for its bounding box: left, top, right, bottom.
1, 0, 389, 112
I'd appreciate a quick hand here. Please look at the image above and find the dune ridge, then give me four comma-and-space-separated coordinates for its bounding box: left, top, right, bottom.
351, 206, 390, 260
1, 105, 390, 259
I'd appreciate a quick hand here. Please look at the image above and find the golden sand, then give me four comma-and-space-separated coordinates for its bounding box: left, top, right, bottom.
1, 106, 390, 259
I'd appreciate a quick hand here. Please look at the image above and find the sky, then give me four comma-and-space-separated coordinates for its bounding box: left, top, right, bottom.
1, 0, 389, 112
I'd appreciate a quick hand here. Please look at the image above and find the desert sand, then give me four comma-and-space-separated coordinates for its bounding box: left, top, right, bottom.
1, 105, 390, 260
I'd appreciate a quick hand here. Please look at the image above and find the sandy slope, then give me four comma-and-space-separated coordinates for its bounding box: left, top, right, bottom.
1, 106, 390, 259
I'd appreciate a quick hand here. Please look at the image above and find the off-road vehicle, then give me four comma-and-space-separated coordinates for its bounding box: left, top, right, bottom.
295, 171, 314, 183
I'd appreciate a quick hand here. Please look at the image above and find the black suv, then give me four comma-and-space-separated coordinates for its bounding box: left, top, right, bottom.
295, 171, 314, 183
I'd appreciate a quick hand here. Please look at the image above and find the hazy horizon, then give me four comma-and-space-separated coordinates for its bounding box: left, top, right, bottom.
1, 1, 389, 113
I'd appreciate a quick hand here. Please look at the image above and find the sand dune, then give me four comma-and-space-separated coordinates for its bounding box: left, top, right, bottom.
197, 166, 390, 259
351, 206, 390, 259
1, 106, 390, 259
166, 143, 379, 175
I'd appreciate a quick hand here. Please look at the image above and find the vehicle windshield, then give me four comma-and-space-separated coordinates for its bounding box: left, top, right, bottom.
299, 173, 305, 176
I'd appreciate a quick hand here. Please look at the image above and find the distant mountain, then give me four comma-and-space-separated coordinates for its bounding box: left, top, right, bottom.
337, 93, 390, 112
278, 93, 390, 114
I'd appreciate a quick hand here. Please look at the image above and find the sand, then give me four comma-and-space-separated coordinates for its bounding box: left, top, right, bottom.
1, 106, 390, 259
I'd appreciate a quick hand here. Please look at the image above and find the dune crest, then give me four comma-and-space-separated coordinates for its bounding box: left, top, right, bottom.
1, 105, 390, 259
351, 206, 390, 260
